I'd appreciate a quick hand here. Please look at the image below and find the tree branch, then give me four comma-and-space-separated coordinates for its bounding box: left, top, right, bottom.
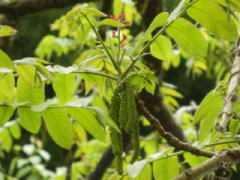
0, 0, 92, 16
174, 148, 240, 180
66, 144, 77, 180
136, 96, 214, 158
88, 146, 114, 180
216, 38, 240, 132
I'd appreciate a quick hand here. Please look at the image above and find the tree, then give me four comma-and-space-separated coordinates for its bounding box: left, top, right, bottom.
0, 0, 240, 179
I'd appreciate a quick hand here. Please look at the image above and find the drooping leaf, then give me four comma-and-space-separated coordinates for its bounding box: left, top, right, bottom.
193, 89, 224, 141
0, 107, 14, 126
153, 156, 179, 180
0, 25, 17, 38
0, 129, 12, 151
0, 73, 15, 102
129, 164, 152, 180
42, 109, 73, 149
9, 122, 21, 139
131, 12, 169, 55
0, 50, 13, 69
229, 119, 240, 137
35, 35, 77, 59
184, 152, 208, 167
14, 57, 38, 65
31, 99, 57, 112
17, 77, 44, 104
187, 0, 238, 41
18, 108, 42, 134
68, 108, 105, 142
127, 159, 149, 178
193, 90, 224, 124
146, 12, 169, 36
166, 18, 208, 57
52, 73, 77, 104
150, 35, 173, 62
16, 65, 41, 87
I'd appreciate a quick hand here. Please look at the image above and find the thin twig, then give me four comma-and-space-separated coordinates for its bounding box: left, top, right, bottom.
75, 70, 118, 80
81, 13, 121, 75
136, 96, 214, 158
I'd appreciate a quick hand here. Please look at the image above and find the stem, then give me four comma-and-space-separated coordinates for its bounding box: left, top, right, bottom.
121, 56, 138, 80
149, 151, 184, 163
204, 139, 240, 147
121, 0, 197, 78
80, 13, 121, 75
117, 27, 121, 63
121, 53, 150, 80
75, 70, 118, 80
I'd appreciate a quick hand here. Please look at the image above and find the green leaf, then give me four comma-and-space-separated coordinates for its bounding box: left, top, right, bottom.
184, 152, 208, 167
153, 156, 179, 180
0, 129, 12, 151
35, 35, 77, 59
150, 35, 173, 61
131, 12, 169, 55
0, 107, 14, 126
18, 108, 42, 134
50, 65, 78, 74
17, 77, 45, 104
229, 119, 240, 137
0, 67, 13, 73
0, 25, 17, 38
0, 49, 13, 69
146, 12, 169, 36
16, 65, 41, 87
80, 4, 107, 17
130, 164, 152, 180
14, 57, 37, 65
193, 90, 224, 124
193, 90, 224, 141
9, 123, 21, 139
42, 109, 73, 149
52, 73, 77, 104
127, 159, 149, 178
166, 18, 208, 57
97, 19, 125, 27
0, 73, 15, 102
113, 0, 123, 16
68, 108, 105, 142
187, 0, 238, 41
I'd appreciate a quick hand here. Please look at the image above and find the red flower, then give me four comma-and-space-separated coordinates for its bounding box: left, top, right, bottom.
123, 20, 131, 25
122, 33, 127, 40
109, 15, 119, 21
118, 13, 125, 19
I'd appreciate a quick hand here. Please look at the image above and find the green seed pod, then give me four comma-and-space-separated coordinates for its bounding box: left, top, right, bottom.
109, 128, 123, 174
124, 83, 140, 163
125, 84, 137, 133
119, 88, 128, 129
131, 128, 139, 163
110, 89, 121, 125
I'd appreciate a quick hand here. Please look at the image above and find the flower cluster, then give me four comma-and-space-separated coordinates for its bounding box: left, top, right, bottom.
109, 13, 131, 40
